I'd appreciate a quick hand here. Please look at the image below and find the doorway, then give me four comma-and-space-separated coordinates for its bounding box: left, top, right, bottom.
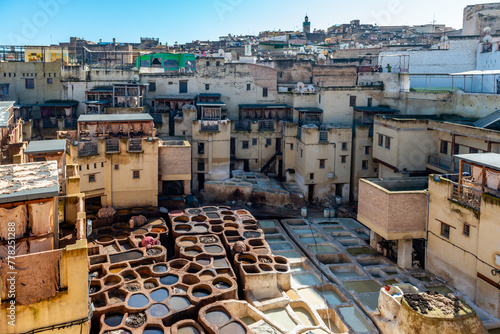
308, 184, 315, 202
276, 138, 282, 153
197, 173, 205, 191
230, 138, 235, 156
243, 159, 249, 172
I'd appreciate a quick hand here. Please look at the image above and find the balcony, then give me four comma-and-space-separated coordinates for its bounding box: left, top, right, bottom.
427, 154, 471, 173
234, 120, 251, 131
78, 141, 99, 157
258, 120, 275, 131
449, 181, 482, 211
128, 138, 143, 152
106, 139, 120, 153
200, 120, 219, 132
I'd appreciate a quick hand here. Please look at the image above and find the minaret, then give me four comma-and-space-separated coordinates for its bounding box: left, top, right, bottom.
303, 14, 311, 34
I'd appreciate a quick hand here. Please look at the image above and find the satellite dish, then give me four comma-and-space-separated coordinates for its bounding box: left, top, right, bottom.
300, 46, 305, 53
133, 75, 139, 82
297, 82, 305, 90
483, 35, 493, 43
218, 49, 225, 56
484, 27, 492, 33
318, 54, 326, 60
307, 84, 315, 92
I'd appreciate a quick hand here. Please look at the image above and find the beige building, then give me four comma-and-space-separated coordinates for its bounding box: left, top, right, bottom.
0, 101, 24, 165
24, 46, 69, 63
427, 153, 500, 318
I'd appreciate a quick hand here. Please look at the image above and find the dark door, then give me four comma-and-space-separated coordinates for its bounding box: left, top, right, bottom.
278, 159, 283, 179
197, 173, 205, 191
243, 159, 249, 172
412, 239, 426, 269
335, 184, 343, 197
308, 184, 314, 202
276, 138, 282, 153
230, 138, 236, 156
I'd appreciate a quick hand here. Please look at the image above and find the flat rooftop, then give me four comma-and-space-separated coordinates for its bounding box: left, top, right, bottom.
364, 177, 429, 192
455, 153, 500, 171
0, 161, 59, 204
77, 114, 153, 123
0, 101, 14, 128
25, 139, 66, 155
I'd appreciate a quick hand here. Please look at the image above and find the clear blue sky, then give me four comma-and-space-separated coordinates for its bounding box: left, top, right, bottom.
0, 0, 490, 45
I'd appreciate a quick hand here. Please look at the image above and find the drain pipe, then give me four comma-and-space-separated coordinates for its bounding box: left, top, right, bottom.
425, 188, 430, 243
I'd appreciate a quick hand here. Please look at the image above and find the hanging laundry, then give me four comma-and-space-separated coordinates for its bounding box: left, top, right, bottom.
28, 201, 54, 236
88, 124, 97, 137
0, 206, 28, 240
64, 108, 72, 117
486, 170, 500, 190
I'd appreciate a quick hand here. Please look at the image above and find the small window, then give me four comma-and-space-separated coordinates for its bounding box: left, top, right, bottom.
33, 157, 46, 162
25, 79, 34, 89
8, 73, 11, 77
198, 160, 205, 171
367, 98, 373, 107
362, 160, 368, 170
198, 142, 205, 154
79, 165, 82, 171
205, 83, 210, 91
440, 140, 448, 155
385, 137, 391, 149
252, 138, 257, 146
87, 164, 89, 170
247, 84, 251, 91
378, 134, 384, 147
216, 61, 220, 67
341, 155, 347, 163
441, 223, 450, 239
43, 72, 45, 77
301, 149, 303, 158
470, 147, 479, 154
53, 73, 56, 77
463, 224, 470, 237
49, 73, 51, 77
179, 81, 188, 94
319, 159, 326, 169
365, 146, 371, 155
13, 73, 15, 77
242, 141, 249, 149
133, 170, 140, 179
290, 143, 294, 151
94, 163, 97, 169
310, 173, 314, 180
263, 87, 268, 97
278, 72, 284, 78
148, 81, 156, 92
114, 164, 119, 170
349, 95, 357, 107
47, 78, 53, 84
265, 138, 272, 146
341, 142, 348, 151
89, 174, 96, 182
319, 94, 322, 104
454, 143, 460, 155
206, 61, 210, 66
101, 162, 104, 168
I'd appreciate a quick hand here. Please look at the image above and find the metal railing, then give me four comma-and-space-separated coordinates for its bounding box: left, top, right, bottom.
234, 120, 251, 131
64, 119, 77, 129
78, 141, 99, 157
450, 181, 482, 211
42, 118, 58, 129
258, 120, 275, 131
106, 139, 120, 153
128, 138, 143, 152
319, 131, 328, 143
427, 154, 452, 171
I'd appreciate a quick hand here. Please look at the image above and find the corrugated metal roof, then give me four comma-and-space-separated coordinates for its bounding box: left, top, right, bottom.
455, 153, 500, 171
473, 110, 500, 128
295, 107, 323, 113
154, 95, 197, 100
239, 104, 291, 109
38, 102, 79, 107
25, 139, 66, 154
197, 101, 226, 106
77, 114, 153, 122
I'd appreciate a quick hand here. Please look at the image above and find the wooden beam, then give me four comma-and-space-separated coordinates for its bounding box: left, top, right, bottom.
478, 272, 500, 290
0, 197, 54, 209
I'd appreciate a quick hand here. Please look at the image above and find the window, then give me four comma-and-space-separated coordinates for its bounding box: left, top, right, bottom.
198, 143, 205, 154
49, 73, 51, 77
33, 157, 46, 162
454, 143, 460, 155
94, 163, 97, 169
242, 141, 249, 149
89, 174, 96, 182
216, 61, 220, 67
247, 84, 251, 91
341, 155, 347, 163
47, 78, 53, 84
43, 72, 45, 77
378, 134, 384, 147
13, 73, 15, 77
53, 73, 56, 77
179, 81, 188, 93
252, 138, 257, 146
362, 160, 368, 170
440, 140, 448, 155
470, 147, 479, 154
349, 95, 357, 107
79, 165, 81, 171
25, 79, 34, 89
385, 136, 391, 149
367, 98, 373, 107
310, 173, 314, 180
319, 159, 326, 169
265, 138, 272, 147
206, 61, 210, 66
278, 72, 284, 78
364, 146, 371, 155
205, 84, 210, 91
114, 164, 119, 170
463, 224, 470, 237
8, 73, 11, 77
101, 162, 104, 168
198, 160, 205, 171
441, 223, 450, 239
87, 164, 89, 170
133, 170, 140, 179
319, 94, 321, 104
263, 87, 268, 97
301, 149, 303, 158
341, 142, 348, 151
148, 81, 156, 92
290, 143, 294, 151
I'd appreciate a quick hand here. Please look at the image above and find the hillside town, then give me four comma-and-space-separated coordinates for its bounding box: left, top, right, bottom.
1, 2, 500, 334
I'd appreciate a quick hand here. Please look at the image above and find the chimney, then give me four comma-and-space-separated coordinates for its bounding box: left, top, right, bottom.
113, 38, 116, 45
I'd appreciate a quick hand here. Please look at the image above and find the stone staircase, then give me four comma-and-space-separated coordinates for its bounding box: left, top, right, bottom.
282, 182, 307, 209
